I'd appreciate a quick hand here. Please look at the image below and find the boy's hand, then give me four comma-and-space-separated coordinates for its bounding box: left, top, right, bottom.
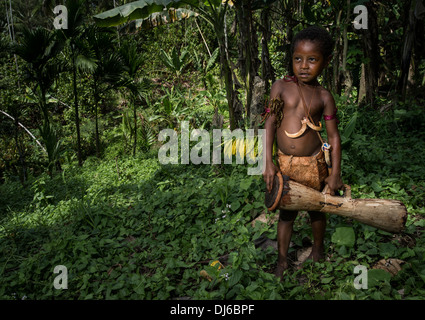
323, 175, 344, 196
263, 162, 280, 193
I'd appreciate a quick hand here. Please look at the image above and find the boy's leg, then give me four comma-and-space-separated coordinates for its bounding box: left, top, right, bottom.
307, 211, 326, 262
275, 210, 298, 277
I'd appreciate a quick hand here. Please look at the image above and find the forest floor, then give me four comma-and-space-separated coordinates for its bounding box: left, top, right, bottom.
1, 102, 425, 300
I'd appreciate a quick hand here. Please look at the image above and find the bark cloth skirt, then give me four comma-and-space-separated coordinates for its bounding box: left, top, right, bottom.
277, 149, 328, 192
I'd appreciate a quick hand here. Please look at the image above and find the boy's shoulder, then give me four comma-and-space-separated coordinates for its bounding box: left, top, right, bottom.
270, 78, 296, 98
317, 86, 335, 104
271, 77, 293, 89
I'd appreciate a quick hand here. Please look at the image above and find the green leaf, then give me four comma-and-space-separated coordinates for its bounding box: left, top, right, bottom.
230, 200, 241, 212
321, 276, 334, 284
206, 47, 219, 71
239, 178, 252, 191
331, 227, 355, 248
159, 49, 173, 70
227, 269, 243, 288
378, 242, 397, 258
371, 181, 383, 192
341, 112, 357, 144
367, 269, 391, 288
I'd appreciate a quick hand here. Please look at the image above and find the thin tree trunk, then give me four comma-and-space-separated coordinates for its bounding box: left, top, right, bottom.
260, 6, 275, 93
235, 0, 260, 123
133, 97, 137, 157
13, 111, 27, 185
93, 78, 100, 158
360, 1, 379, 107
333, 9, 343, 95
72, 45, 82, 166
218, 38, 236, 130
342, 0, 353, 98
398, 0, 418, 100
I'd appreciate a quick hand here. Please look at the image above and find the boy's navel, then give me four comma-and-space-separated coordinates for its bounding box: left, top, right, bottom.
290, 145, 295, 149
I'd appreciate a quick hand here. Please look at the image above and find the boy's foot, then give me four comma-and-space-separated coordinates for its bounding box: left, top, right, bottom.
308, 245, 325, 262
274, 261, 288, 280
295, 246, 325, 269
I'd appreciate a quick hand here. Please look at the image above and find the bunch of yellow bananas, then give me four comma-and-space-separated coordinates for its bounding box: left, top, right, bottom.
222, 137, 261, 162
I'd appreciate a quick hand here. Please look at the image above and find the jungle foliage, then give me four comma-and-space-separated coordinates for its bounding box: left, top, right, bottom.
1, 0, 425, 301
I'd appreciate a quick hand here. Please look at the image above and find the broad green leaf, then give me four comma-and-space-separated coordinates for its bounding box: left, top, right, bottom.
227, 269, 243, 288
367, 269, 391, 288
378, 242, 397, 258
230, 200, 240, 212
239, 178, 252, 191
331, 227, 355, 248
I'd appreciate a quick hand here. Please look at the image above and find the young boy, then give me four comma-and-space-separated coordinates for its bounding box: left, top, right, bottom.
263, 26, 344, 278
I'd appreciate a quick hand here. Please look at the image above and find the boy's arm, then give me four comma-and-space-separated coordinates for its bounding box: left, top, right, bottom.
263, 82, 282, 193
323, 91, 344, 195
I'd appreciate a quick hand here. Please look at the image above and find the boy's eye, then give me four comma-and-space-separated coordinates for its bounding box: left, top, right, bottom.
309, 57, 316, 62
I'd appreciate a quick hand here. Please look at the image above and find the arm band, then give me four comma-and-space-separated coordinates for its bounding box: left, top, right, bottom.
323, 108, 339, 123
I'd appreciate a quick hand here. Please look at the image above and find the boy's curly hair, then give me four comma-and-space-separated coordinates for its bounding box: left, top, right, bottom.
290, 26, 334, 58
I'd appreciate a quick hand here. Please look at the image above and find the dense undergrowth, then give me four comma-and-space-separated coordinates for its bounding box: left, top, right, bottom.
1, 99, 425, 300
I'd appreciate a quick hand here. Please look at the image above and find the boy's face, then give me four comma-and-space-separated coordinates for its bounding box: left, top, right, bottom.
292, 40, 330, 84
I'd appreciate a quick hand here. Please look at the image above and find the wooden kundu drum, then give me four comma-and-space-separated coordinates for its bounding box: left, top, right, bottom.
265, 172, 407, 233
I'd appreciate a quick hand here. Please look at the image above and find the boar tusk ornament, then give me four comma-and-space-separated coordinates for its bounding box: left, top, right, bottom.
285, 117, 322, 138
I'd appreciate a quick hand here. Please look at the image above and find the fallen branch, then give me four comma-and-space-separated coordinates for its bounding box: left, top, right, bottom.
0, 109, 46, 154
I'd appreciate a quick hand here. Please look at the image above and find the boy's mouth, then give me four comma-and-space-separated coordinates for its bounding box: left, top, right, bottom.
298, 73, 310, 77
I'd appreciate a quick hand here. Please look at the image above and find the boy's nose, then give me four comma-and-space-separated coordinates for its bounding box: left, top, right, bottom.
301, 60, 308, 69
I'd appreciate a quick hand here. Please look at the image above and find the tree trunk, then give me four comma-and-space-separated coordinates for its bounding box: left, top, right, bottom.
218, 38, 237, 130
215, 5, 243, 130
260, 6, 275, 93
358, 63, 366, 103
284, 2, 297, 76
360, 0, 379, 107
72, 45, 82, 166
332, 9, 343, 95
341, 0, 353, 98
13, 111, 27, 185
133, 97, 137, 157
398, 0, 419, 100
235, 0, 260, 123
93, 78, 100, 158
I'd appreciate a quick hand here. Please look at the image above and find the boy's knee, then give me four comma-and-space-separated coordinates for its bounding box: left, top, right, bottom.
279, 210, 298, 222
308, 211, 326, 222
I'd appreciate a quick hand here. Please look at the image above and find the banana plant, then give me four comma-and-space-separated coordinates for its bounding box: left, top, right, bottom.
134, 8, 198, 29
93, 0, 241, 129
93, 0, 199, 27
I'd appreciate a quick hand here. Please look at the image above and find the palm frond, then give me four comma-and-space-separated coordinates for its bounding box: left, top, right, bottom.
75, 54, 98, 73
